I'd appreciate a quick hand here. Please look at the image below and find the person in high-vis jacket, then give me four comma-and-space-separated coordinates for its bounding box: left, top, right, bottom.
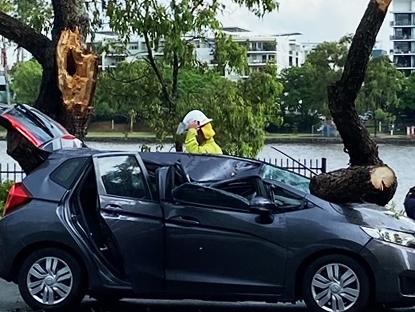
176, 110, 222, 155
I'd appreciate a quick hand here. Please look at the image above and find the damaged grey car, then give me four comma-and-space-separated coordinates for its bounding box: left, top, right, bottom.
1, 104, 415, 312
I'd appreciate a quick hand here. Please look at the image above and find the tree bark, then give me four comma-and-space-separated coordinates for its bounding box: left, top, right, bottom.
310, 165, 397, 206
0, 0, 97, 139
310, 0, 397, 206
327, 0, 391, 166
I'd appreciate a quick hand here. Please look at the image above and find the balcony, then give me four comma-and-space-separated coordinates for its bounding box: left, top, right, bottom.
395, 60, 413, 68
390, 35, 415, 40
391, 20, 415, 26
246, 41, 277, 52
393, 50, 415, 55
396, 66, 415, 70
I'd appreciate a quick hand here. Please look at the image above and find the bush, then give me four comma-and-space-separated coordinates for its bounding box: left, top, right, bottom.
0, 181, 14, 216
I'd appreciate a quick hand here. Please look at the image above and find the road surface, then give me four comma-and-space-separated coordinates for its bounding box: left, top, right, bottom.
1, 279, 415, 312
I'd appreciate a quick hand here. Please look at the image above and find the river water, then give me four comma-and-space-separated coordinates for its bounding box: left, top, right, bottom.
1, 140, 414, 208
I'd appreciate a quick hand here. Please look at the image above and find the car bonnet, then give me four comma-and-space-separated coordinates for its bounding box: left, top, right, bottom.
332, 202, 415, 233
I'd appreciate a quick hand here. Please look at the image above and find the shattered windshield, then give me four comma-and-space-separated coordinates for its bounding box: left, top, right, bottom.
261, 164, 310, 194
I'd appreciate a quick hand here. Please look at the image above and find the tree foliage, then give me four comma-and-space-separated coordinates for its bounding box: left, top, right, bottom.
0, 0, 52, 33
105, 0, 279, 135
399, 73, 415, 112
96, 61, 282, 157
280, 63, 320, 131
304, 40, 349, 116
357, 56, 404, 114
0, 180, 13, 215
10, 59, 42, 105
213, 32, 248, 76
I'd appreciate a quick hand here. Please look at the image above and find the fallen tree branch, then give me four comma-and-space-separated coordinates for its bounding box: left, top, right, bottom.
328, 0, 392, 166
310, 0, 396, 206
310, 165, 397, 206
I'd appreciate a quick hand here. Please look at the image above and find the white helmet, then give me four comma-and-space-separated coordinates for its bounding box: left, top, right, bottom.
176, 110, 213, 135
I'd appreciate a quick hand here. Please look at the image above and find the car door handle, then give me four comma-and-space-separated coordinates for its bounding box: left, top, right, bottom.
168, 216, 200, 226
102, 204, 122, 217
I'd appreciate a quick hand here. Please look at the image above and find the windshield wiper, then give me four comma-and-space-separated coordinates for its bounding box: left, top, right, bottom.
15, 105, 54, 138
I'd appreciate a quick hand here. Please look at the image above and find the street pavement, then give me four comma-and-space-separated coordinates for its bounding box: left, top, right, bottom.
2, 279, 415, 312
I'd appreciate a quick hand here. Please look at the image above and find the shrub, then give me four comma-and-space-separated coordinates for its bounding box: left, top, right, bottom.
0, 181, 14, 216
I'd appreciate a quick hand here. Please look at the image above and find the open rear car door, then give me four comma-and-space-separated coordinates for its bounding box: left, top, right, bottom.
0, 104, 82, 173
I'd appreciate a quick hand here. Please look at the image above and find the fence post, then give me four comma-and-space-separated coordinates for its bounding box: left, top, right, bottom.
321, 158, 327, 173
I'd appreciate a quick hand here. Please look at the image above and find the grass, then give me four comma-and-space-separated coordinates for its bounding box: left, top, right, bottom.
85, 131, 308, 139
87, 131, 159, 138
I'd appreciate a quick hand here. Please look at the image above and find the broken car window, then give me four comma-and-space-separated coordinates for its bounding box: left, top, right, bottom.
269, 184, 305, 210
212, 179, 258, 201
261, 165, 310, 193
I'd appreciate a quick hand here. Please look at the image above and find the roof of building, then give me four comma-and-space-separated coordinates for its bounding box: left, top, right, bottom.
223, 27, 250, 33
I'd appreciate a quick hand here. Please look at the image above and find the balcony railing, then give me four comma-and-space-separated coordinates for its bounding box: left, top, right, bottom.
391, 20, 415, 26
393, 50, 415, 54
395, 62, 413, 68
391, 35, 415, 40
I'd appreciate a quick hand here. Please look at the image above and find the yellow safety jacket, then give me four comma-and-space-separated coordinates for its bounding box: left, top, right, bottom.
185, 128, 223, 155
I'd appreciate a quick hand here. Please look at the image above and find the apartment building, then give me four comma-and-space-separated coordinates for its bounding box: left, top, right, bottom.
222, 27, 304, 77
94, 27, 305, 79
391, 0, 415, 75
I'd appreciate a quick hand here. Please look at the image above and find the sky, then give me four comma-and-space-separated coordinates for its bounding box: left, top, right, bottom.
1, 0, 394, 69
220, 0, 392, 49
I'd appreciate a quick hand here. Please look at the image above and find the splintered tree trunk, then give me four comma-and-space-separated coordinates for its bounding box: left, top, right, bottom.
56, 28, 98, 137
37, 0, 98, 139
310, 0, 397, 206
0, 0, 97, 139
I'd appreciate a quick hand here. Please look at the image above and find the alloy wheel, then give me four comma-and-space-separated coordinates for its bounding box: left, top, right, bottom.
311, 263, 360, 312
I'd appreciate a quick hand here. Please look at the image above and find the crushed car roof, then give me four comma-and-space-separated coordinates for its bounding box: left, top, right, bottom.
52, 149, 263, 182
140, 152, 262, 182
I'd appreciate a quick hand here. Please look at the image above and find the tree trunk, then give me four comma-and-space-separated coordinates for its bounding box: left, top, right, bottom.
310, 165, 397, 206
310, 0, 397, 206
0, 0, 97, 139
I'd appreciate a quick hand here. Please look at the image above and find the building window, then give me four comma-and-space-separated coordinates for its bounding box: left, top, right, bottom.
395, 13, 412, 26
129, 44, 139, 50
395, 28, 412, 40
289, 56, 293, 67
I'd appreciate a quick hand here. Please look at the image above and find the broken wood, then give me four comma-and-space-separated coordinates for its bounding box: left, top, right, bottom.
310, 165, 397, 206
56, 28, 98, 138
310, 0, 397, 206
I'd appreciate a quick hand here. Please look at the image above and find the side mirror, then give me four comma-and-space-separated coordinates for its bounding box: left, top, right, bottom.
249, 197, 275, 224
250, 196, 275, 213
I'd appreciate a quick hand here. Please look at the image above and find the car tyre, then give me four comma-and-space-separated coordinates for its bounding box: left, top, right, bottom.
18, 248, 85, 311
302, 254, 370, 312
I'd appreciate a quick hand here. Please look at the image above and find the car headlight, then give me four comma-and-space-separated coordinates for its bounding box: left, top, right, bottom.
361, 226, 415, 247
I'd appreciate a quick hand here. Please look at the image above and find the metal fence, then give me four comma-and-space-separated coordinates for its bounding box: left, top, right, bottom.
259, 157, 327, 178
0, 157, 327, 183
0, 163, 25, 183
